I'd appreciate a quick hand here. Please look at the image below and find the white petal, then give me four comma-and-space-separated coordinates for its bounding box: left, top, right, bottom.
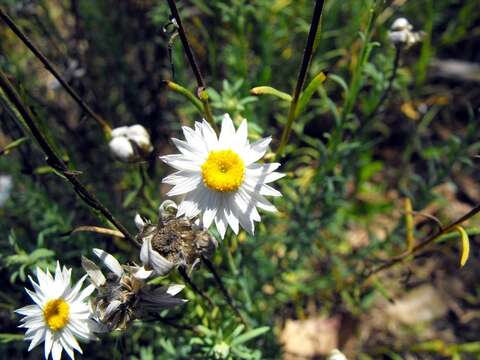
202, 192, 220, 229
65, 275, 87, 302
260, 184, 282, 197
27, 327, 45, 351
242, 137, 271, 165
235, 119, 248, 150
159, 200, 178, 217
133, 266, 153, 280
160, 154, 201, 171
224, 207, 239, 234
62, 327, 83, 354
25, 288, 44, 307
36, 267, 49, 290
75, 284, 96, 303
16, 304, 41, 317
81, 257, 106, 287
253, 193, 278, 212
200, 120, 219, 151
141, 238, 175, 275
166, 175, 201, 196
219, 114, 236, 148
28, 276, 45, 300
44, 331, 53, 360
51, 339, 63, 360
134, 214, 146, 231
182, 125, 208, 155
265, 172, 286, 183
246, 163, 280, 176
104, 300, 122, 318
93, 249, 123, 277
215, 214, 227, 239
58, 335, 74, 360
165, 284, 185, 296
172, 138, 205, 160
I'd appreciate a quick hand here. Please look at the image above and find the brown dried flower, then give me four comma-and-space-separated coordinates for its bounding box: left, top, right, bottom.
136, 200, 218, 275
82, 249, 186, 331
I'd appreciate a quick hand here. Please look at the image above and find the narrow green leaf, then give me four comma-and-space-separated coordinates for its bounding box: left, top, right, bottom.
295, 72, 327, 117
250, 86, 292, 102
231, 326, 270, 346
163, 80, 204, 113
1, 137, 29, 155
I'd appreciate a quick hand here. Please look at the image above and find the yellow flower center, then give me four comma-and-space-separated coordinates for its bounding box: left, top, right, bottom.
43, 299, 70, 331
201, 149, 245, 192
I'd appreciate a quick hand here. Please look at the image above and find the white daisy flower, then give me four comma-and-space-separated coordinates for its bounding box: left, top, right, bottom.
16, 262, 96, 360
160, 114, 284, 238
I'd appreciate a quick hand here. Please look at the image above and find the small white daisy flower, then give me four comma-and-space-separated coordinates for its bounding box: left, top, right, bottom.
16, 262, 96, 360
160, 114, 284, 238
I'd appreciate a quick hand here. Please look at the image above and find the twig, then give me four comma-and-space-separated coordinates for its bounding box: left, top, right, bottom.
178, 266, 214, 308
276, 0, 325, 157
165, 0, 216, 129
0, 70, 137, 246
202, 256, 247, 325
0, 7, 112, 135
365, 202, 480, 279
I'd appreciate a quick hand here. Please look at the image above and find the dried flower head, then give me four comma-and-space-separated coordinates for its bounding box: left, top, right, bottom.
388, 17, 425, 48
82, 248, 185, 331
136, 200, 218, 275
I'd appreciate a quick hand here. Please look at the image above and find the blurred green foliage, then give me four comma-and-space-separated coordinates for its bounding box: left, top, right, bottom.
1, 0, 480, 358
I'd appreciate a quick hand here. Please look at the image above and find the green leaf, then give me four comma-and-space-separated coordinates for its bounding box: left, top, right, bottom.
295, 72, 327, 118
1, 137, 29, 155
231, 326, 269, 346
250, 86, 292, 102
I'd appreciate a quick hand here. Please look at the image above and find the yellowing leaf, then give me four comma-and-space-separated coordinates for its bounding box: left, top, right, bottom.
454, 226, 470, 267
404, 198, 414, 253
401, 102, 420, 121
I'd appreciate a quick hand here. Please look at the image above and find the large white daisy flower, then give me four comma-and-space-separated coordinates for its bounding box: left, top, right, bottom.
16, 262, 96, 360
160, 114, 284, 238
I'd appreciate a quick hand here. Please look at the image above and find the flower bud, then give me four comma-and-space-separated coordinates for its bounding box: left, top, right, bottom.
388, 17, 425, 48
390, 17, 412, 31
109, 124, 153, 163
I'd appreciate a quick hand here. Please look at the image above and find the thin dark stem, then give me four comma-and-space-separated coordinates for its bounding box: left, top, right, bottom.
0, 70, 137, 246
178, 266, 214, 308
364, 45, 401, 122
276, 0, 325, 157
202, 256, 247, 325
165, 0, 216, 128
365, 202, 480, 279
0, 7, 111, 135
